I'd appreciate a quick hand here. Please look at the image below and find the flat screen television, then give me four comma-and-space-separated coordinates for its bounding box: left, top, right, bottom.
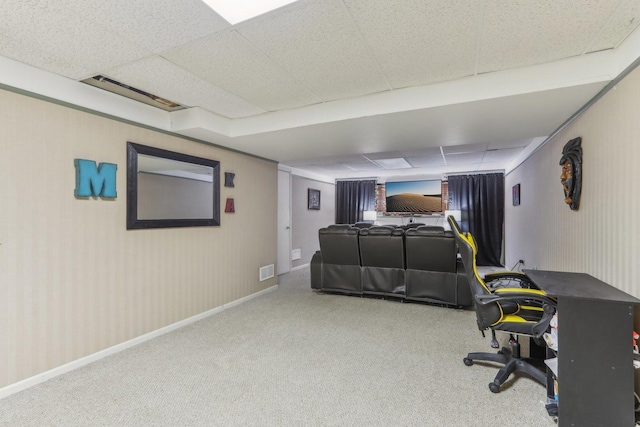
385, 180, 442, 213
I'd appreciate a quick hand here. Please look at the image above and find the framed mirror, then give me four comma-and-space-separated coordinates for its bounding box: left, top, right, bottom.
127, 142, 220, 229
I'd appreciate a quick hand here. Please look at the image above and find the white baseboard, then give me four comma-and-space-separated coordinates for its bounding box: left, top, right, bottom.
0, 285, 278, 400
291, 263, 310, 272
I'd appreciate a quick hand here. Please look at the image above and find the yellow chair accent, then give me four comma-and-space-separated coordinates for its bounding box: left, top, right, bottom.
448, 215, 557, 393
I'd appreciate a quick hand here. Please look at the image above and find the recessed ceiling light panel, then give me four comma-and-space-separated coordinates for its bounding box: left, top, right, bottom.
374, 158, 412, 170
202, 0, 299, 24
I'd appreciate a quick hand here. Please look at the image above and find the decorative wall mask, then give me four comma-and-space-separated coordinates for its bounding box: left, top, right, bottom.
559, 137, 582, 211
225, 198, 235, 213
224, 172, 235, 188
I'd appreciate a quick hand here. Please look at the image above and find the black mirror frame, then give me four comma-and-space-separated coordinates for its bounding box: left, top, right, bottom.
127, 142, 220, 230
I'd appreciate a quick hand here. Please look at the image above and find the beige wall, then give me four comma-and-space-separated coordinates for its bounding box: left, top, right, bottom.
291, 176, 335, 268
505, 64, 640, 298
0, 88, 278, 389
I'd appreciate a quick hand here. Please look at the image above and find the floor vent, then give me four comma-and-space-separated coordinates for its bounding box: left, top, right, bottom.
259, 264, 275, 281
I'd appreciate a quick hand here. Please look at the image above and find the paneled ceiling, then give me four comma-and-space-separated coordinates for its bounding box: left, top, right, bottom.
2, 0, 640, 180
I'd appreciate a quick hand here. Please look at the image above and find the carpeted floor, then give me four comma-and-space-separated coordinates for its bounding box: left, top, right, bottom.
0, 268, 556, 426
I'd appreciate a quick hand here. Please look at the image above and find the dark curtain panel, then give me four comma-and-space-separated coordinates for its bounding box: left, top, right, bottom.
448, 173, 504, 266
335, 180, 376, 224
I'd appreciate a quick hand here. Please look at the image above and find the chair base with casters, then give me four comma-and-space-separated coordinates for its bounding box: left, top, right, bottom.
463, 338, 547, 393
447, 214, 557, 394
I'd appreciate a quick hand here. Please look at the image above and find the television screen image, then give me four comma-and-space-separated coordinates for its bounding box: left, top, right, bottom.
385, 180, 442, 213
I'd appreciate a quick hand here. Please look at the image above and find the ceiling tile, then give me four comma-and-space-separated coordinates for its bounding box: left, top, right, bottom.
342, 161, 383, 171
66, 0, 230, 54
406, 155, 446, 168
106, 56, 266, 119
315, 164, 360, 172
163, 30, 322, 111
586, 0, 640, 52
441, 142, 488, 154
292, 165, 326, 172
374, 158, 412, 169
400, 147, 443, 157
286, 154, 368, 167
364, 151, 404, 160
238, 1, 389, 101
0, 1, 150, 79
344, 0, 480, 88
444, 152, 484, 165
487, 138, 534, 150
0, 32, 92, 79
479, 0, 621, 73
481, 147, 523, 163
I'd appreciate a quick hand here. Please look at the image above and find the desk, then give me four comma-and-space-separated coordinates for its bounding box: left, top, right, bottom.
525, 270, 640, 427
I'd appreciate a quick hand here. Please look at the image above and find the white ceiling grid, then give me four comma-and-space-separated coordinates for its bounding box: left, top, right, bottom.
587, 0, 640, 52
343, 0, 481, 88
237, 1, 391, 101
163, 29, 323, 111
0, 1, 149, 79
479, 0, 624, 73
69, 0, 230, 53
1, 0, 639, 179
106, 56, 267, 118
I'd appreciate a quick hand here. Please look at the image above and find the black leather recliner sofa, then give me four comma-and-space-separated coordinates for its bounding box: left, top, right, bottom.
310, 224, 472, 307
313, 224, 362, 295
359, 226, 406, 297
405, 226, 471, 306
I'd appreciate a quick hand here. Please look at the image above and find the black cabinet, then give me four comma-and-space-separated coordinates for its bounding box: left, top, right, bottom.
525, 270, 640, 427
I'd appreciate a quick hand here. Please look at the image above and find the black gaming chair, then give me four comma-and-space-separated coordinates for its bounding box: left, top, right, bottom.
447, 215, 556, 393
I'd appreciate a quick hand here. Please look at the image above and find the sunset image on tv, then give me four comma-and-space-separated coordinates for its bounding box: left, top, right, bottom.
385, 180, 442, 213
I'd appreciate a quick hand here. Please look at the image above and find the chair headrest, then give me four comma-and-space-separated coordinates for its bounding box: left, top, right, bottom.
405, 225, 446, 236
447, 215, 462, 234
360, 226, 404, 236
320, 224, 359, 235
352, 222, 373, 228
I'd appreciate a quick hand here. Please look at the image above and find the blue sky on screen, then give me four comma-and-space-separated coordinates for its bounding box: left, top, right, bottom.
386, 180, 441, 197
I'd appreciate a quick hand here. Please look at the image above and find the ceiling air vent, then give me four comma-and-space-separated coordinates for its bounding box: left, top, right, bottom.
81, 75, 186, 112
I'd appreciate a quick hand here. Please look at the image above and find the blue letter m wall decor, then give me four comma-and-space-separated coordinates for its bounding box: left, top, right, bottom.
74, 159, 117, 198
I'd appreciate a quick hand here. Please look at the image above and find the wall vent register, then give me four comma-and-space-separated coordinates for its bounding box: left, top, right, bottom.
82, 75, 186, 112
260, 264, 275, 281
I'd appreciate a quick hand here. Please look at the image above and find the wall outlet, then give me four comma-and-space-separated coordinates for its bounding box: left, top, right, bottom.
291, 249, 301, 261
